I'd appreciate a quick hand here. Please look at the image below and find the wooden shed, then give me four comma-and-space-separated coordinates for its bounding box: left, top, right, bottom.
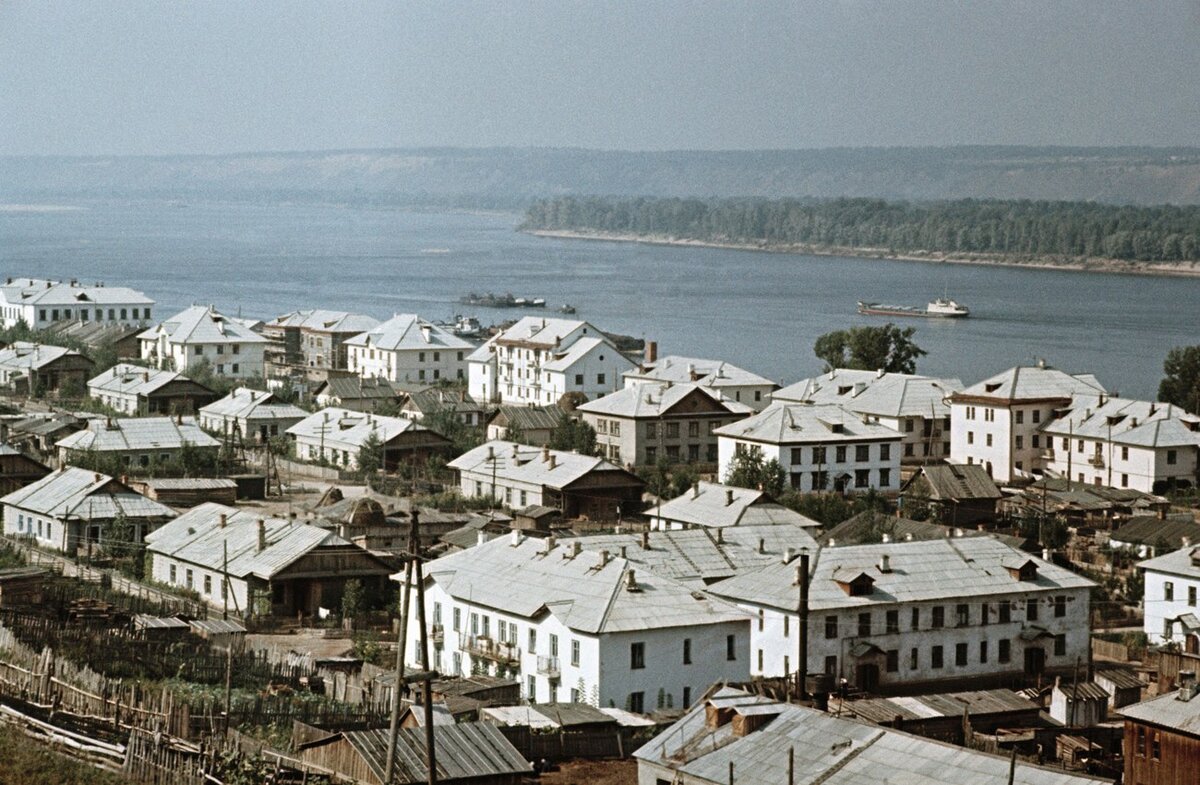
0, 566, 47, 608
129, 477, 239, 507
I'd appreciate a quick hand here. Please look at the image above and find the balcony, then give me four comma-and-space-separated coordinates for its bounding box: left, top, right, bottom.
1040, 449, 1056, 461
431, 624, 444, 643
462, 635, 521, 665
537, 656, 561, 679
1088, 455, 1105, 468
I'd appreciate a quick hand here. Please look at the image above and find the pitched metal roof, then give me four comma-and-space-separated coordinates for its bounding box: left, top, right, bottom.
843, 689, 1039, 724
916, 464, 1003, 501
1041, 395, 1200, 449
1138, 546, 1200, 580
493, 316, 591, 346
199, 387, 307, 421
344, 313, 474, 351
57, 416, 220, 452
138, 305, 269, 345
0, 341, 85, 372
314, 375, 413, 400
955, 365, 1106, 401
0, 467, 174, 520
714, 402, 902, 444
287, 408, 427, 451
624, 355, 778, 390
88, 363, 202, 397
482, 702, 616, 728
577, 382, 754, 419
635, 687, 1111, 785
333, 723, 532, 783
1121, 689, 1200, 734
420, 534, 751, 634
489, 404, 565, 431
268, 309, 379, 334
821, 512, 1028, 550
0, 279, 153, 306
145, 502, 388, 581
651, 481, 820, 529
558, 524, 819, 587
1111, 514, 1200, 549
404, 389, 484, 415
448, 440, 634, 491
712, 536, 1094, 612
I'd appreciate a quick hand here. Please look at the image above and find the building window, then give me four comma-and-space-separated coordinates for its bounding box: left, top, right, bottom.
979, 640, 988, 663
758, 609, 764, 631
629, 691, 645, 713
1054, 634, 1066, 656
1054, 596, 1067, 617
955, 643, 968, 666
550, 634, 559, 657
879, 443, 890, 461
185, 569, 194, 589
931, 606, 944, 629
169, 564, 177, 583
630, 642, 645, 669
1152, 730, 1161, 760
985, 433, 993, 447
1015, 435, 1023, 449
726, 635, 737, 661
911, 607, 920, 630
757, 649, 763, 671
909, 648, 918, 669
528, 629, 536, 653
1190, 586, 1197, 607
203, 575, 212, 594
1165, 582, 1175, 602
683, 638, 692, 664
1027, 598, 1039, 621
999, 601, 1011, 623
878, 468, 891, 487
646, 422, 657, 439
885, 649, 898, 673
980, 603, 990, 626
835, 446, 847, 463
597, 373, 606, 385
998, 639, 1011, 663
931, 646, 944, 669
1015, 410, 1024, 424
854, 469, 869, 488
665, 422, 679, 439
855, 445, 869, 462
825, 655, 838, 675
1168, 450, 1178, 465
571, 639, 580, 667
574, 374, 583, 385
955, 603, 969, 627
967, 431, 974, 445
783, 616, 789, 637
812, 446, 826, 464
857, 612, 871, 637
825, 615, 838, 639
885, 610, 899, 634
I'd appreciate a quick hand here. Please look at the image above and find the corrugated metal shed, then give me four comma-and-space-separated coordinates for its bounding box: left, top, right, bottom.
338, 722, 531, 783
844, 689, 1039, 724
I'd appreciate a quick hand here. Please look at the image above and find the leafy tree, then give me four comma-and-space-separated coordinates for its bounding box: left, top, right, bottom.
548, 413, 598, 455
814, 324, 926, 374
342, 578, 365, 621
424, 403, 484, 455
1159, 346, 1200, 413
357, 430, 384, 476
723, 450, 785, 497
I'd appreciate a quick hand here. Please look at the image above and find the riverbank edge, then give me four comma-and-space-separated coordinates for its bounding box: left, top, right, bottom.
525, 229, 1200, 278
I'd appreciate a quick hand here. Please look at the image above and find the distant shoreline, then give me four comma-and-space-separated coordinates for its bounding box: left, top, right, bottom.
526, 228, 1200, 279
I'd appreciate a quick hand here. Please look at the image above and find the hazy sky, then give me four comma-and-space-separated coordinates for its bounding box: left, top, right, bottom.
3, 1, 1200, 156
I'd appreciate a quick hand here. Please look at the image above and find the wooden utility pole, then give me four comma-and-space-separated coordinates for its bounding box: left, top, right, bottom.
797, 550, 810, 701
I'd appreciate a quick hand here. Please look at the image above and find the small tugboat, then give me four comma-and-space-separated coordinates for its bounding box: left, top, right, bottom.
857, 297, 970, 319
558, 303, 577, 314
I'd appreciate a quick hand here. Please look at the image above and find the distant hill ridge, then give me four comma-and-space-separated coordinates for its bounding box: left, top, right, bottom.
5, 146, 1200, 206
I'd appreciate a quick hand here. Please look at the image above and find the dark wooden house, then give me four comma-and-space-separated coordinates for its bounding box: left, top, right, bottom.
1122, 672, 1200, 785
901, 463, 1002, 527
0, 444, 52, 494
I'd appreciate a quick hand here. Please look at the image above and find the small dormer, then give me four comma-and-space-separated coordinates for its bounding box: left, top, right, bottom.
1189, 547, 1200, 569
832, 567, 875, 596
985, 382, 1003, 393
1003, 557, 1038, 582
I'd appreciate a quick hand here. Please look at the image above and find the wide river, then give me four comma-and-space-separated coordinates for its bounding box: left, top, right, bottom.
1, 198, 1197, 398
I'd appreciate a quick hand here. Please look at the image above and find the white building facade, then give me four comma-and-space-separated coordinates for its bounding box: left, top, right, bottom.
715, 403, 902, 493
467, 317, 635, 405
346, 314, 474, 384
1139, 547, 1200, 649
623, 354, 779, 412
139, 305, 268, 379
712, 537, 1094, 690
0, 278, 154, 330
403, 534, 751, 710
948, 363, 1106, 483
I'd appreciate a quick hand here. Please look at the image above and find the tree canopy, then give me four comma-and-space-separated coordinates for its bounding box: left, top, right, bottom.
1159, 345, 1200, 413
548, 414, 598, 456
814, 324, 926, 374
723, 450, 785, 497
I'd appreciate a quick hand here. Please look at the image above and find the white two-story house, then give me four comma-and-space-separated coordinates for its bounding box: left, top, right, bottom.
402, 532, 752, 711
1040, 396, 1200, 493
467, 317, 634, 406
0, 277, 154, 330
711, 536, 1094, 691
947, 362, 1107, 483
775, 370, 962, 466
345, 314, 475, 385
139, 305, 269, 379
1139, 546, 1200, 651
715, 403, 902, 494
622, 354, 779, 412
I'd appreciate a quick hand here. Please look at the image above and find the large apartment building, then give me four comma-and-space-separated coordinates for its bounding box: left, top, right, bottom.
345, 314, 474, 384
139, 305, 269, 379
0, 278, 154, 330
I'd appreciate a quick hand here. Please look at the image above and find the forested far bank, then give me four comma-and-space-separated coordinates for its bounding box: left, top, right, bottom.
521, 196, 1200, 263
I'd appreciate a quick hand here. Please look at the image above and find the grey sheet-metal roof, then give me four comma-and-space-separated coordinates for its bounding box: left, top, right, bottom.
1138, 546, 1200, 580
955, 365, 1106, 401
714, 402, 902, 445
1095, 668, 1144, 692
449, 440, 635, 491
636, 687, 1111, 785
775, 369, 903, 404
1052, 681, 1111, 703
133, 614, 190, 630
139, 478, 238, 490
712, 536, 1095, 613
493, 316, 591, 347
843, 689, 1039, 724
139, 305, 269, 345
488, 404, 564, 431
1110, 514, 1200, 549
344, 313, 474, 351
624, 355, 778, 390
558, 524, 819, 587
145, 502, 388, 581
57, 416, 220, 452
189, 618, 247, 635
268, 309, 379, 335
88, 363, 201, 397
916, 463, 1003, 501
200, 387, 307, 421
577, 382, 754, 419
333, 723, 532, 784
1041, 395, 1200, 449
404, 389, 484, 415
419, 533, 751, 634
821, 511, 1027, 549
0, 342, 84, 372
0, 278, 152, 307
483, 702, 616, 728
287, 408, 427, 451
651, 481, 820, 529
776, 371, 961, 418
42, 320, 143, 350
0, 467, 174, 521
314, 375, 413, 401
1121, 689, 1200, 734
